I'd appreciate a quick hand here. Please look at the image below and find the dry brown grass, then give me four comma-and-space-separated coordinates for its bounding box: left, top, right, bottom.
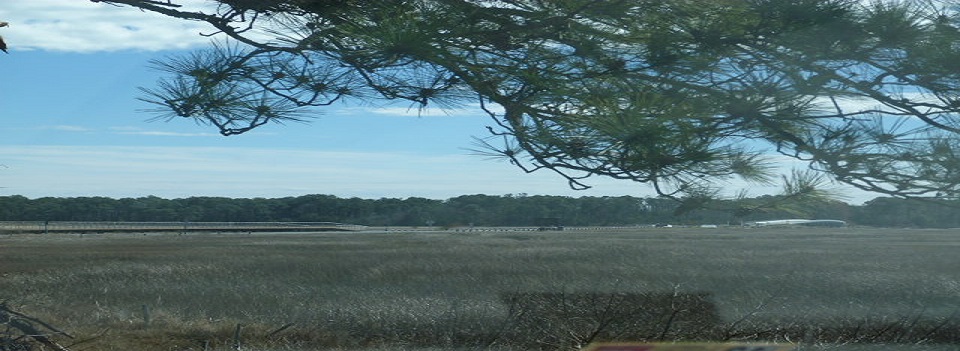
1, 228, 959, 350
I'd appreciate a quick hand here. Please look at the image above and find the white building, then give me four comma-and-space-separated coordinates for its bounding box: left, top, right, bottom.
749, 219, 846, 227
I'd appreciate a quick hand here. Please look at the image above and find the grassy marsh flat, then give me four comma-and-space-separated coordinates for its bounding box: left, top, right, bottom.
1, 227, 958, 350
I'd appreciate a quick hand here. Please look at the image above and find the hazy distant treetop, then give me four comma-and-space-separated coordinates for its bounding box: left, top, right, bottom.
97, 0, 960, 207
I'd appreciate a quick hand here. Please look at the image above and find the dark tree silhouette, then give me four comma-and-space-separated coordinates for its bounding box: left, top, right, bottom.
0, 21, 9, 53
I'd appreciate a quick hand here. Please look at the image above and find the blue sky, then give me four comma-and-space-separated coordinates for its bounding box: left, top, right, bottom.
0, 1, 879, 203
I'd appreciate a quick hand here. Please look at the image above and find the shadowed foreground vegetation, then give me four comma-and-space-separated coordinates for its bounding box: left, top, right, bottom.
1, 227, 958, 350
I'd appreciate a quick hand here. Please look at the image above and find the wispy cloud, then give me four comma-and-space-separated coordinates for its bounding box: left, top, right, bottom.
109, 127, 219, 137
118, 131, 218, 137
0, 145, 663, 199
0, 0, 217, 52
0, 145, 880, 203
338, 103, 504, 118
34, 125, 218, 137
366, 106, 478, 117
46, 125, 94, 132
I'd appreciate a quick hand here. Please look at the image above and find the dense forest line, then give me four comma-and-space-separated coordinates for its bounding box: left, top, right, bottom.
0, 194, 956, 228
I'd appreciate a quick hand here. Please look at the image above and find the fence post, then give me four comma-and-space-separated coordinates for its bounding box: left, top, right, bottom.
233, 323, 243, 350
141, 304, 151, 328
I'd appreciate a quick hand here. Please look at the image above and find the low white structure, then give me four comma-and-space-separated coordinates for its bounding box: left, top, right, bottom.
749, 219, 846, 227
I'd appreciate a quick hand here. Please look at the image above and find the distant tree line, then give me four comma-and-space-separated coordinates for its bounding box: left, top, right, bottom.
0, 194, 956, 228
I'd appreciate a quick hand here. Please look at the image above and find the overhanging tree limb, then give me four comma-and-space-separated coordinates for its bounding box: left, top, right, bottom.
97, 0, 960, 209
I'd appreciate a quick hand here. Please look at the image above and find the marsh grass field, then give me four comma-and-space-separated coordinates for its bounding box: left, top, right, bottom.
1, 227, 959, 350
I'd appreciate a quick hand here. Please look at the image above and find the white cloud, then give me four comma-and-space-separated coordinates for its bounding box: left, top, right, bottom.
811, 92, 947, 116
341, 103, 503, 118
139, 131, 216, 137
366, 106, 458, 117
0, 145, 882, 203
34, 125, 218, 137
0, 0, 219, 52
46, 125, 94, 132
112, 130, 219, 137
0, 145, 663, 199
